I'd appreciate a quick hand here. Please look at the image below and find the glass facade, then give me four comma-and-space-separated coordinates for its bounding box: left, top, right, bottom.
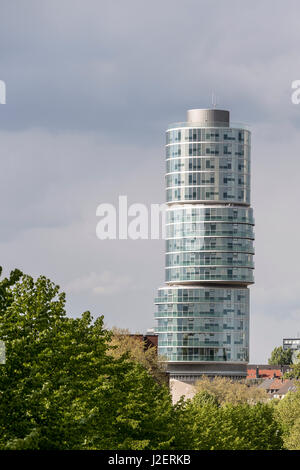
155, 110, 254, 368
165, 127, 250, 205
155, 286, 249, 362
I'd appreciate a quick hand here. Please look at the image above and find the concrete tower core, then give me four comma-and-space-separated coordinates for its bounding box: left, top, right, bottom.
154, 108, 254, 394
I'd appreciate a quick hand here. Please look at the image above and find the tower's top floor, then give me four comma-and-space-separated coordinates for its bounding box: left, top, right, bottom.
168, 108, 249, 131
187, 108, 229, 127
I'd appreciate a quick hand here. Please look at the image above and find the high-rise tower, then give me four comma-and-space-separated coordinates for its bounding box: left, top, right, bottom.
155, 109, 254, 382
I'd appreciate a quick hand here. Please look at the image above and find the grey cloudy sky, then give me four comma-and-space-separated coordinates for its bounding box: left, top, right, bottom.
1, 0, 300, 362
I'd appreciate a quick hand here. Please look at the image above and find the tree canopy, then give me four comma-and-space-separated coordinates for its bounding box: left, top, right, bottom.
284, 353, 300, 379
194, 375, 267, 405
268, 346, 293, 366
0, 269, 176, 450
0, 267, 289, 450
276, 387, 300, 449
109, 327, 168, 385
182, 391, 282, 450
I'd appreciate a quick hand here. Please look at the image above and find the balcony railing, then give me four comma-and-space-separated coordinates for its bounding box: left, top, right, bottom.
168, 121, 250, 131
155, 326, 237, 333
158, 355, 229, 362
154, 312, 247, 318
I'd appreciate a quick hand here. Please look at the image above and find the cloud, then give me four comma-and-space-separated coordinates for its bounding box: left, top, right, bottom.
1, 0, 300, 360
65, 271, 134, 296
1, 1, 299, 136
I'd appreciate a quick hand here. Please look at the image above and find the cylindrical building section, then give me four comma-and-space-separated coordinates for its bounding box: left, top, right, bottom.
155, 285, 249, 363
154, 108, 254, 381
187, 108, 230, 126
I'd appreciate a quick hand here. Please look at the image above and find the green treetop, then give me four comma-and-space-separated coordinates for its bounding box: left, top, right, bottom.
268, 346, 293, 366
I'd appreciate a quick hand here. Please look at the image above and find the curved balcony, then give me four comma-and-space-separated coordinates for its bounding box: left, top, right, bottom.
155, 312, 247, 319
165, 255, 254, 269
165, 267, 254, 284
166, 238, 254, 255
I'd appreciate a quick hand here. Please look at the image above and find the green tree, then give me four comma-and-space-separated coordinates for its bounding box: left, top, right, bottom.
185, 392, 283, 450
0, 268, 286, 450
109, 327, 168, 385
276, 388, 300, 449
284, 352, 300, 379
194, 376, 267, 405
0, 269, 177, 450
268, 346, 293, 366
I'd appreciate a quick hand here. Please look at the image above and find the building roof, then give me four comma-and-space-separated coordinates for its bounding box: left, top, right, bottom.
247, 364, 291, 379
268, 379, 285, 391
248, 364, 283, 369
258, 378, 275, 390
247, 367, 282, 379
129, 334, 158, 349
258, 378, 299, 397
273, 380, 298, 397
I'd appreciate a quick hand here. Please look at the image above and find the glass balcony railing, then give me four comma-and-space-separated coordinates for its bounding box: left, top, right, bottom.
155, 326, 237, 333
154, 297, 248, 303
166, 260, 254, 268
158, 354, 249, 362
166, 246, 255, 254
166, 217, 254, 224
166, 230, 255, 238
157, 355, 229, 362
166, 274, 254, 283
168, 122, 250, 131
158, 341, 229, 347
154, 311, 247, 318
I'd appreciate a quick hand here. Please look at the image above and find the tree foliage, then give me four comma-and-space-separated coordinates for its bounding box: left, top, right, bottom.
194, 375, 268, 405
276, 387, 300, 449
183, 392, 282, 450
109, 327, 168, 385
284, 354, 300, 379
0, 267, 287, 450
268, 346, 293, 366
0, 270, 176, 450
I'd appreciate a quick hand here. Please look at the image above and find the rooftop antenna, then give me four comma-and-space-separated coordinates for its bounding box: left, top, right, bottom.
211, 92, 218, 108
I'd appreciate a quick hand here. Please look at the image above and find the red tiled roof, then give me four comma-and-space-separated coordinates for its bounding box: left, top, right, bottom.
268, 379, 284, 391
273, 380, 297, 396
247, 368, 282, 379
